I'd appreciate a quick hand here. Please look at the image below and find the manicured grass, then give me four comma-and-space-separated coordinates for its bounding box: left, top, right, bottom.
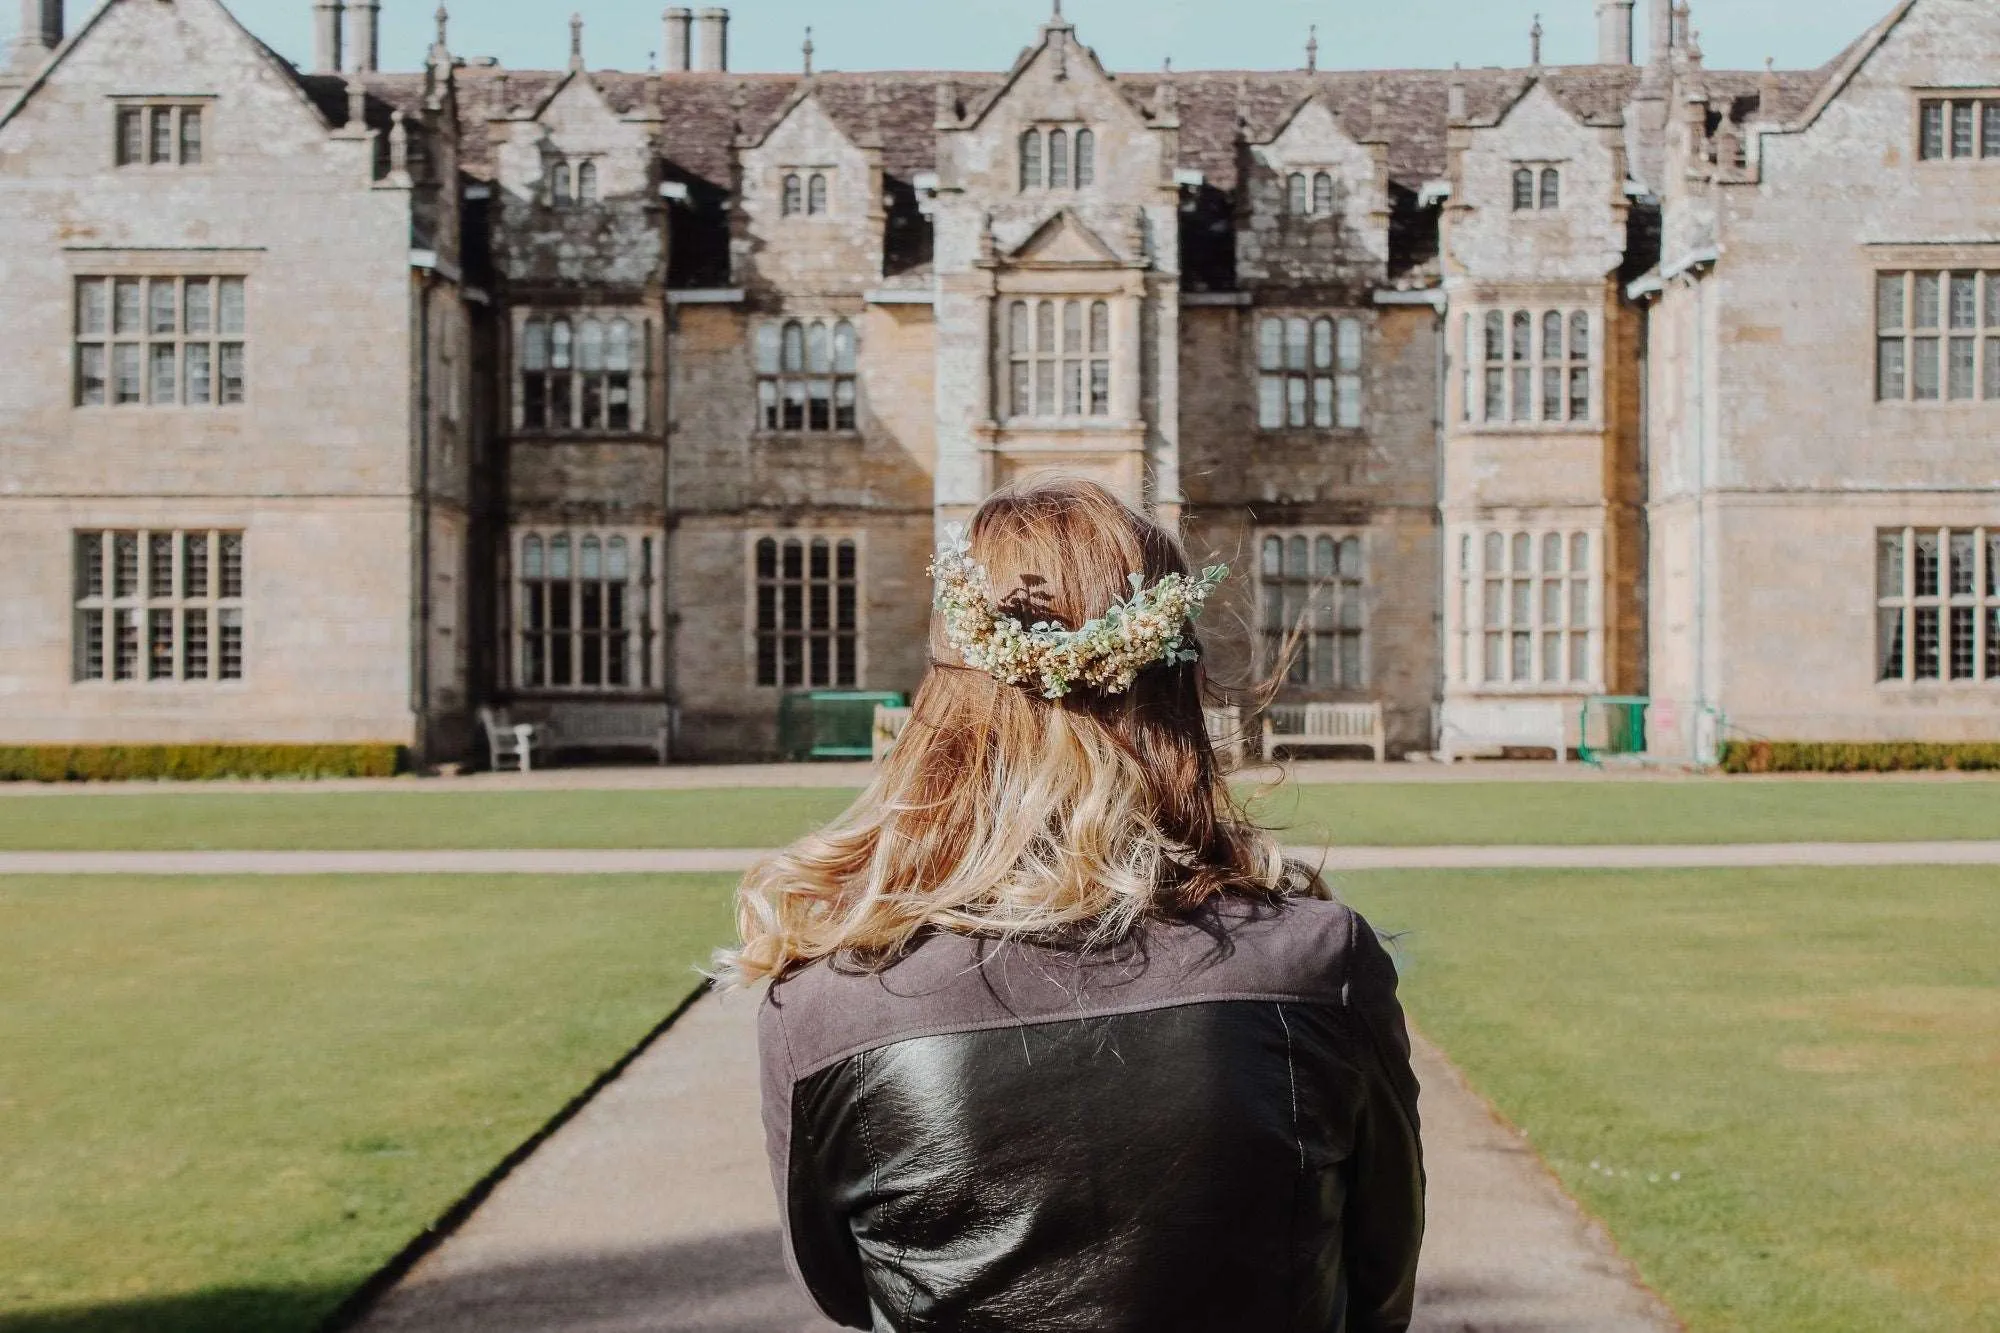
0, 873, 738, 1332
2, 777, 1999, 851
1338, 867, 2000, 1333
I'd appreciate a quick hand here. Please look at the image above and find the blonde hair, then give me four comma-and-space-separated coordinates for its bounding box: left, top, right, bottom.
716, 476, 1313, 987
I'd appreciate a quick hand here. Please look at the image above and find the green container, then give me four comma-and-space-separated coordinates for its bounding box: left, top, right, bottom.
1579, 696, 1649, 764
778, 691, 907, 760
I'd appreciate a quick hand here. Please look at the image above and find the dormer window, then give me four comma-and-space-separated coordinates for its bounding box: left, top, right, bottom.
1286, 171, 1338, 216
780, 170, 831, 218
115, 103, 204, 168
1512, 164, 1560, 210
1918, 96, 2000, 160
1019, 126, 1094, 191
546, 159, 598, 208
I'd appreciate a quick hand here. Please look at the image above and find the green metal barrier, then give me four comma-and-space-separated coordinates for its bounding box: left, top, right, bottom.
1579, 695, 1649, 765
778, 691, 907, 760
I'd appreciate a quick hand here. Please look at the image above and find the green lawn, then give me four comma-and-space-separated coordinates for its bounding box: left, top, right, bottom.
0, 873, 738, 1332
2, 777, 1998, 851
1339, 867, 2000, 1333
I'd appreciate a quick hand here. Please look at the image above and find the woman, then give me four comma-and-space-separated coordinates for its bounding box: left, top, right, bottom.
720, 476, 1424, 1332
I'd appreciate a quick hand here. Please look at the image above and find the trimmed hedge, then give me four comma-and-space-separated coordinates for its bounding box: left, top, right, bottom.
0, 744, 406, 783
1721, 740, 2000, 774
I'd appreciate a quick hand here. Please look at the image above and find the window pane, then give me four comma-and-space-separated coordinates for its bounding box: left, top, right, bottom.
1259, 318, 1283, 370
1512, 167, 1534, 210
77, 279, 108, 336
1036, 301, 1055, 353
1035, 361, 1055, 415
112, 532, 139, 598
1020, 130, 1042, 189
1289, 173, 1308, 214
1539, 167, 1559, 209
113, 609, 140, 681
1511, 533, 1531, 571
1075, 129, 1095, 187
1987, 103, 2000, 158
117, 108, 144, 165
1950, 273, 1978, 329
576, 161, 598, 204
1915, 531, 1940, 596
1950, 530, 1977, 595
1338, 318, 1362, 371
1985, 338, 2000, 400
1484, 531, 1504, 570
1286, 318, 1309, 371
180, 108, 202, 165
1914, 273, 1942, 329
577, 318, 605, 372
1914, 606, 1941, 678
1542, 311, 1563, 358
150, 107, 173, 164
1483, 580, 1504, 626
113, 279, 142, 334
181, 608, 209, 680
1484, 367, 1505, 421
1312, 318, 1333, 370
1570, 577, 1589, 626
1484, 311, 1504, 361
182, 532, 209, 597
1876, 530, 1904, 596
1511, 368, 1531, 421
218, 344, 245, 404
218, 278, 245, 335
1063, 361, 1083, 415
1089, 302, 1110, 355
113, 344, 141, 404
1953, 101, 1976, 157
1313, 172, 1334, 214
1483, 633, 1504, 681
1338, 373, 1362, 428
1541, 532, 1563, 573
1542, 633, 1562, 681
1510, 311, 1531, 360
184, 279, 211, 334
1062, 301, 1083, 354
1286, 376, 1306, 427
1510, 579, 1531, 625
1048, 129, 1068, 188
1569, 311, 1590, 360
1569, 367, 1590, 420
1920, 100, 1945, 159
1949, 337, 1976, 399
147, 608, 174, 679
1258, 375, 1284, 428
833, 320, 856, 373
1878, 337, 1907, 400
1312, 376, 1333, 428
1542, 367, 1563, 421
1511, 632, 1532, 681
835, 378, 858, 430
1877, 273, 1905, 331
149, 343, 177, 404
148, 280, 176, 335
185, 343, 211, 404
218, 532, 243, 598
1912, 337, 1941, 399
1570, 532, 1590, 573
218, 607, 244, 680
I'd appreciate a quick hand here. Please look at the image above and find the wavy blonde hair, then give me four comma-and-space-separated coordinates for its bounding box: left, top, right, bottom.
716, 475, 1314, 987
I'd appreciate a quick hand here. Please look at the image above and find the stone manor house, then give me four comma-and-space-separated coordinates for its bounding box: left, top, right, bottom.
0, 0, 1995, 763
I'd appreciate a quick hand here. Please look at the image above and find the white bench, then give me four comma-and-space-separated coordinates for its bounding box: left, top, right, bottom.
873, 705, 914, 760
478, 706, 542, 773
1204, 706, 1249, 767
1438, 699, 1569, 764
1262, 702, 1387, 763
533, 701, 676, 765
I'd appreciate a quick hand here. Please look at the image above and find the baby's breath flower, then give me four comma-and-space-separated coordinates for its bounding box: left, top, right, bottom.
927, 525, 1228, 699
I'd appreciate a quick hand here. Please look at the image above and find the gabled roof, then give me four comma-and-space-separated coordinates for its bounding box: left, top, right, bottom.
1782, 0, 1919, 133
954, 20, 1155, 132
1007, 208, 1122, 265
0, 0, 338, 135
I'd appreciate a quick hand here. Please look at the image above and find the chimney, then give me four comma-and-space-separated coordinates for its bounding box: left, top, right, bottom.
1648, 0, 1673, 64
13, 0, 62, 67
694, 6, 728, 72
663, 7, 691, 71
313, 0, 344, 74
1596, 0, 1635, 65
349, 0, 380, 72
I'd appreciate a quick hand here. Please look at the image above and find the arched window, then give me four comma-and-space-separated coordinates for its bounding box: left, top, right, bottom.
805, 321, 829, 373
1259, 527, 1366, 686
1049, 128, 1070, 189
576, 160, 598, 203
1512, 167, 1534, 210
577, 318, 605, 372
522, 318, 549, 372
606, 318, 633, 371
1020, 130, 1043, 189
759, 318, 860, 432
781, 173, 803, 216
1258, 313, 1366, 430
1312, 172, 1335, 215
1074, 129, 1095, 186
1539, 167, 1560, 209
1288, 173, 1309, 215
1567, 311, 1592, 421
517, 526, 652, 691
807, 172, 828, 215
550, 318, 573, 371
604, 318, 635, 431
550, 161, 573, 207
781, 321, 804, 372
832, 320, 856, 374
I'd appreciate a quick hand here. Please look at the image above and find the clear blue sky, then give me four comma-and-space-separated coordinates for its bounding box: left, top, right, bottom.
10, 0, 1897, 75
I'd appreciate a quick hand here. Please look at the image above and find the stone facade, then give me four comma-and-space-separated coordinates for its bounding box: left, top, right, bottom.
0, 0, 1994, 764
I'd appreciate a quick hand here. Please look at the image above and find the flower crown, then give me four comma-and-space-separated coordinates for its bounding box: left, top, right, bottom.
929, 525, 1229, 699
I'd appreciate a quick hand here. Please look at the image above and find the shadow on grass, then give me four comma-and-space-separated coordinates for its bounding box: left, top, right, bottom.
0, 1284, 349, 1333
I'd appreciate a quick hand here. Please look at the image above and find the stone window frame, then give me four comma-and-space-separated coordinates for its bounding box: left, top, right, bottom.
756, 317, 859, 433
1256, 313, 1365, 431
1915, 92, 2000, 162
72, 528, 245, 685
511, 527, 663, 694
746, 531, 865, 690
113, 99, 209, 169
1284, 170, 1340, 217
1005, 297, 1112, 421
74, 275, 248, 410
1469, 306, 1593, 427
546, 158, 599, 207
779, 169, 833, 218
1510, 162, 1561, 211
516, 310, 649, 434
1018, 124, 1096, 192
1875, 270, 2000, 402
1450, 526, 1601, 691
1876, 526, 2000, 686
1257, 529, 1368, 690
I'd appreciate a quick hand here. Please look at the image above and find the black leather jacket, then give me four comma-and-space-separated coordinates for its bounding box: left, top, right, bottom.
759, 895, 1425, 1332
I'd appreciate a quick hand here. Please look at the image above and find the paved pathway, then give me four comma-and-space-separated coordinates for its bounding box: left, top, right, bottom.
7, 840, 2000, 876
351, 987, 1675, 1333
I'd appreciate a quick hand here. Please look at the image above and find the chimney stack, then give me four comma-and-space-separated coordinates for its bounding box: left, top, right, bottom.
349, 0, 380, 72
664, 7, 692, 71
12, 0, 62, 68
694, 7, 728, 72
312, 0, 344, 74
1596, 0, 1635, 64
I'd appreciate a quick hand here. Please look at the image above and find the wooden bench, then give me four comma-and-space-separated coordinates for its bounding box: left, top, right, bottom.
1261, 702, 1387, 763
873, 705, 914, 760
1437, 699, 1569, 764
1204, 705, 1248, 767
531, 701, 676, 765
478, 706, 542, 773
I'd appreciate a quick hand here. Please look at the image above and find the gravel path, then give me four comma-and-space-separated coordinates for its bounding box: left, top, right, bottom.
348, 988, 1676, 1333
7, 841, 2000, 876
